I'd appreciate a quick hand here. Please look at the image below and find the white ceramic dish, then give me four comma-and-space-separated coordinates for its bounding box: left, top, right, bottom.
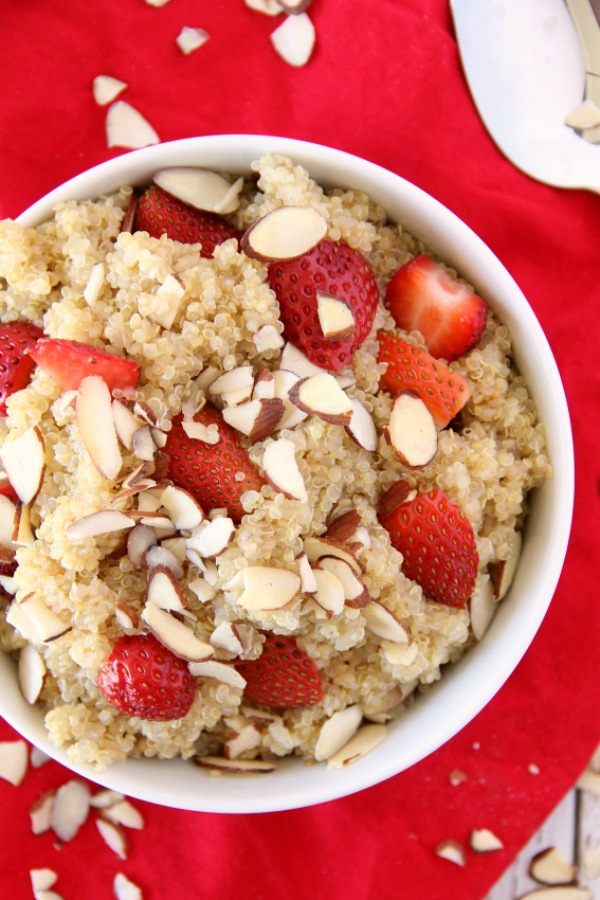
1, 135, 574, 813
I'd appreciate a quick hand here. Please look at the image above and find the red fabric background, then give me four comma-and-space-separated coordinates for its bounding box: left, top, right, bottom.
1, 1, 598, 898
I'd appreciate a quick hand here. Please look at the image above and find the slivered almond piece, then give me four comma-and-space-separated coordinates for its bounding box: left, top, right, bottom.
131, 425, 157, 461
112, 400, 144, 450
317, 556, 369, 608
182, 418, 220, 443
89, 789, 126, 809
252, 369, 275, 400
115, 603, 139, 630
0, 494, 18, 551
193, 756, 277, 774
121, 461, 155, 490
18, 643, 46, 704
141, 603, 213, 661
160, 484, 204, 530
132, 401, 158, 427
189, 660, 247, 689
30, 747, 50, 768
149, 273, 185, 330
515, 891, 592, 900
361, 686, 403, 718
326, 724, 387, 770
93, 75, 127, 106
209, 365, 255, 396
376, 478, 414, 519
0, 739, 28, 785
30, 790, 55, 834
380, 640, 418, 666
262, 437, 308, 501
529, 847, 578, 885
96, 817, 128, 859
77, 376, 122, 479
213, 176, 245, 215
289, 373, 353, 425
325, 509, 361, 543
312, 566, 345, 615
127, 523, 156, 568
304, 597, 331, 620
13, 501, 34, 547
0, 425, 46, 504
224, 724, 261, 759
114, 873, 143, 900
186, 516, 236, 558
106, 101, 159, 150
253, 325, 284, 353
335, 373, 357, 389
144, 544, 183, 578
209, 621, 244, 655
151, 427, 167, 448
235, 623, 254, 653
280, 342, 323, 379
220, 385, 255, 408
297, 551, 318, 594
146, 564, 188, 610
66, 510, 135, 540
435, 841, 466, 867
103, 800, 144, 830
303, 535, 364, 574
176, 26, 210, 54
0, 574, 17, 594
237, 566, 301, 610
83, 261, 105, 305
188, 577, 216, 603
30, 868, 58, 893
315, 705, 363, 761
19, 594, 71, 643
154, 167, 242, 214
161, 536, 187, 562
362, 601, 409, 643
241, 206, 326, 261
6, 599, 40, 643
222, 398, 285, 442
272, 369, 308, 430
469, 579, 496, 641
245, 0, 284, 14
470, 829, 504, 853
120, 190, 139, 235
385, 392, 438, 468
492, 531, 522, 600
270, 11, 315, 66
50, 780, 90, 842
346, 397, 378, 452
240, 705, 277, 725
317, 292, 355, 341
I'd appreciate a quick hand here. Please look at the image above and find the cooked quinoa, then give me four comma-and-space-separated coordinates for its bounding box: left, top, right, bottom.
0, 154, 552, 773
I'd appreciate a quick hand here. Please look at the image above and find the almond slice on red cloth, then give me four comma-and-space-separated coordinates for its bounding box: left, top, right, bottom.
252, 325, 284, 354
153, 167, 242, 214
30, 868, 58, 894
289, 373, 353, 425
317, 556, 369, 608
146, 564, 188, 611
0, 425, 46, 504
186, 516, 236, 558
385, 391, 438, 468
141, 603, 214, 661
0, 739, 29, 786
222, 398, 285, 443
106, 101, 159, 150
346, 397, 378, 452
435, 840, 466, 867
237, 566, 301, 610
529, 847, 578, 885
114, 873, 143, 900
314, 705, 363, 761
362, 601, 409, 643
241, 206, 326, 261
96, 817, 128, 859
469, 579, 496, 641
176, 26, 210, 55
325, 723, 387, 770
66, 510, 135, 540
193, 756, 277, 774
188, 660, 247, 689
317, 291, 355, 341
77, 375, 122, 480
270, 11, 315, 66
30, 747, 50, 768
245, 0, 284, 14
18, 643, 46, 704
160, 484, 204, 530
102, 800, 144, 830
30, 790, 56, 834
262, 437, 308, 501
93, 75, 127, 106
469, 828, 504, 853
50, 780, 90, 842
89, 789, 126, 809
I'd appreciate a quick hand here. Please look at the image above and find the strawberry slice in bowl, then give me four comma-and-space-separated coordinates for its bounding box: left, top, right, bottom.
27, 337, 140, 393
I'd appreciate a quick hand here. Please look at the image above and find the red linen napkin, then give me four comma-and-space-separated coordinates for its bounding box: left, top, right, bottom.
1, 1, 598, 898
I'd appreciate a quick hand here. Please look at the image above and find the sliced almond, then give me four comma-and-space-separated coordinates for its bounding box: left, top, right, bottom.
89, 789, 126, 809
376, 479, 415, 519
326, 723, 387, 770
50, 780, 90, 842
120, 190, 139, 235
176, 25, 210, 54
235, 623, 254, 654
18, 643, 46, 704
77, 375, 122, 480
304, 597, 331, 620
83, 261, 105, 305
93, 74, 127, 106
209, 621, 244, 655
492, 531, 522, 601
279, 342, 323, 379
30, 790, 56, 834
189, 660, 247, 689
131, 425, 157, 462
186, 516, 236, 558
30, 746, 50, 768
115, 603, 139, 630
312, 566, 345, 615
0, 425, 46, 505
13, 501, 35, 547
237, 566, 301, 610
193, 756, 277, 774
262, 437, 308, 501
297, 551, 318, 594
469, 579, 496, 641
252, 369, 275, 400
240, 705, 278, 725
66, 510, 135, 540
182, 418, 220, 444
362, 601, 409, 643
289, 373, 353, 425
470, 828, 504, 853
435, 840, 466, 867
244, 0, 284, 14
515, 891, 592, 900
144, 544, 183, 578
0, 494, 18, 551
0, 739, 29, 786
106, 101, 159, 150
153, 167, 242, 214
380, 640, 418, 666
316, 292, 355, 341
385, 392, 438, 468
18, 594, 72, 643
224, 724, 261, 759
335, 373, 357, 390
252, 325, 284, 354
361, 686, 404, 718
188, 577, 217, 603
241, 206, 326, 261
303, 535, 364, 575
324, 509, 361, 543
160, 484, 204, 530
146, 564, 188, 611
112, 400, 144, 450
0, 574, 17, 594
317, 556, 369, 608
141, 603, 214, 661
114, 873, 143, 900
220, 384, 255, 408
121, 460, 156, 490
6, 599, 40, 643
149, 273, 186, 330
96, 817, 128, 859
222, 398, 285, 443
160, 535, 187, 562
213, 176, 245, 215
102, 800, 144, 830
314, 705, 363, 761
272, 369, 308, 430
270, 11, 315, 66
209, 365, 255, 397
127, 523, 156, 568
30, 869, 58, 893
529, 847, 578, 885
346, 397, 378, 452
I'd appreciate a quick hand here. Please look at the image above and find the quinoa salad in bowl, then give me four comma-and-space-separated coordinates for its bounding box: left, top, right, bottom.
0, 137, 564, 809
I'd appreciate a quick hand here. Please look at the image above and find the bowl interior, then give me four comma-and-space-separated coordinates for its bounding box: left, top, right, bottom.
2, 135, 574, 813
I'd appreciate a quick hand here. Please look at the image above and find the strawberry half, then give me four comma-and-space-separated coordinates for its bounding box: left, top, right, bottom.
235, 632, 323, 708
0, 322, 44, 416
378, 483, 478, 609
378, 331, 470, 430
97, 633, 196, 721
267, 240, 380, 371
27, 338, 139, 393
134, 185, 242, 258
386, 254, 487, 361
163, 405, 265, 522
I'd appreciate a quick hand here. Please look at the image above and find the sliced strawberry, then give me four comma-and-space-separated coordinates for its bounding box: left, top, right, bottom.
134, 185, 242, 258
163, 404, 265, 522
386, 254, 487, 361
235, 632, 323, 708
0, 322, 44, 416
378, 483, 478, 608
27, 338, 139, 393
98, 633, 195, 721
267, 240, 380, 371
377, 331, 470, 429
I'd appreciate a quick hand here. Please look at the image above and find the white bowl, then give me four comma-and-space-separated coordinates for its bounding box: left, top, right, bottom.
2, 135, 574, 813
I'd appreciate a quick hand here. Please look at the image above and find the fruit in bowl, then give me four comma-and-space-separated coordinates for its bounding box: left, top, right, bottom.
0, 136, 572, 813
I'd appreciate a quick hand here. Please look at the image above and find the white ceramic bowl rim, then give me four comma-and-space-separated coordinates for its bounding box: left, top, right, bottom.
1, 135, 574, 813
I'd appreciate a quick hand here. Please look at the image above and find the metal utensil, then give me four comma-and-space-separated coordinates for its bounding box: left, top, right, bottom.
450, 0, 600, 193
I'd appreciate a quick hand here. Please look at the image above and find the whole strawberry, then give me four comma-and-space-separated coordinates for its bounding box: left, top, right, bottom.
163, 404, 265, 522
378, 483, 478, 608
98, 633, 195, 721
235, 632, 323, 708
134, 185, 241, 258
0, 322, 44, 416
378, 331, 471, 430
268, 240, 380, 371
